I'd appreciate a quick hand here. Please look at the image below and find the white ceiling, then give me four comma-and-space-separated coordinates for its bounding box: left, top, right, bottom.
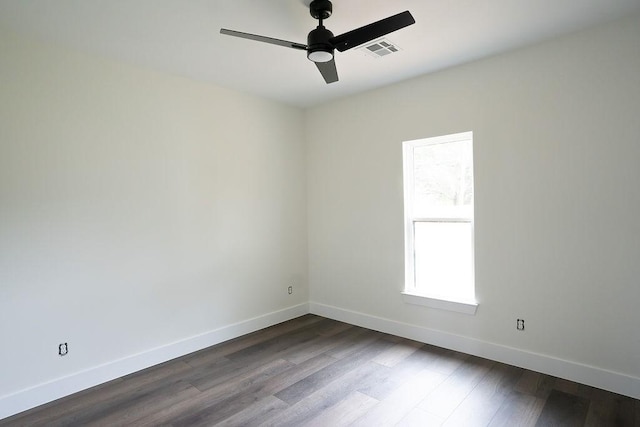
1, 0, 639, 107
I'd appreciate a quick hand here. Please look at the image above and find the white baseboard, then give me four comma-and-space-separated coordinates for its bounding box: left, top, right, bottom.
0, 303, 309, 421
309, 301, 640, 400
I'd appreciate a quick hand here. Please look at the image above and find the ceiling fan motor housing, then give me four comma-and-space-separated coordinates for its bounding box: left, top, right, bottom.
307, 25, 334, 62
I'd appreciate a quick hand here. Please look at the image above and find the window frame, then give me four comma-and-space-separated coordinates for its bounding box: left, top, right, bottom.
402, 131, 478, 315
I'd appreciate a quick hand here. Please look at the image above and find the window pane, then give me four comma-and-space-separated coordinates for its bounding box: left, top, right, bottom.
413, 141, 472, 217
414, 221, 473, 300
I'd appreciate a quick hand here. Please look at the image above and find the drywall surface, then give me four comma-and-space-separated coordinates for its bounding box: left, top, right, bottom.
306, 13, 640, 381
0, 30, 307, 400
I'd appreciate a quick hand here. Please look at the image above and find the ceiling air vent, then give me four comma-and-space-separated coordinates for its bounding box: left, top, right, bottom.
359, 38, 402, 58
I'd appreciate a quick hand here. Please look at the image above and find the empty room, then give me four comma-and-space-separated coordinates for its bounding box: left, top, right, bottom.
1, 0, 639, 425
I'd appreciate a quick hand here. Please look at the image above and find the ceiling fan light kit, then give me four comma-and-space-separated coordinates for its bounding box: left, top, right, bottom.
308, 49, 333, 63
220, 0, 415, 84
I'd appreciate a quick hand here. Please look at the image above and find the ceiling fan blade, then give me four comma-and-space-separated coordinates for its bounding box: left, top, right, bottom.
329, 11, 415, 52
315, 59, 339, 84
220, 29, 307, 50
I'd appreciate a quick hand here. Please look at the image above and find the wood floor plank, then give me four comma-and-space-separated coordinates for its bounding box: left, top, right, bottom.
397, 407, 446, 427
441, 363, 523, 427
372, 338, 424, 368
187, 322, 344, 393
82, 380, 201, 427
418, 355, 495, 419
52, 378, 197, 427
121, 359, 194, 387
585, 388, 636, 427
359, 343, 443, 400
302, 391, 378, 427
427, 347, 470, 376
554, 377, 582, 396
515, 370, 543, 395
223, 319, 334, 365
227, 319, 348, 369
130, 354, 336, 425
533, 373, 557, 400
132, 358, 294, 426
186, 355, 274, 392
257, 360, 387, 427
350, 367, 448, 427
17, 360, 197, 427
3, 360, 195, 426
251, 353, 339, 397
311, 318, 354, 337
0, 378, 124, 427
324, 329, 388, 359
181, 314, 325, 368
535, 389, 590, 427
215, 395, 289, 427
282, 322, 366, 365
146, 354, 336, 426
275, 334, 395, 405
167, 358, 296, 426
487, 391, 545, 427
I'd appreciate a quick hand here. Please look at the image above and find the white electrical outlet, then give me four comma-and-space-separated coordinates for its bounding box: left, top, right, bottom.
58, 343, 68, 356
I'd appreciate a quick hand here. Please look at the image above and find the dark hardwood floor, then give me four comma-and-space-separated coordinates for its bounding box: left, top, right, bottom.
2, 314, 638, 426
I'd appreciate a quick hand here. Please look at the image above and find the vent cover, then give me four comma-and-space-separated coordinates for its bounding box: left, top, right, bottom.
359, 38, 401, 58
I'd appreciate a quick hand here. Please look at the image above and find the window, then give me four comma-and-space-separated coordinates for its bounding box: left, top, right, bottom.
402, 132, 477, 314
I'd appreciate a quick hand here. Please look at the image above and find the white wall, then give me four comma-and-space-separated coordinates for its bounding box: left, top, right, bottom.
0, 30, 307, 411
307, 13, 640, 392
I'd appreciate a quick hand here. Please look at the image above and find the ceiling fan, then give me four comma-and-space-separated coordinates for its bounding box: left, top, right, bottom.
220, 0, 415, 84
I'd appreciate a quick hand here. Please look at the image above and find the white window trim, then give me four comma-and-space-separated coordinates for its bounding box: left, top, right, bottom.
401, 291, 478, 315
402, 131, 478, 315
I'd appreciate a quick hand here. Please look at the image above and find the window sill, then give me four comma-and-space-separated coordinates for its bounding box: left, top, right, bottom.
401, 291, 478, 315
